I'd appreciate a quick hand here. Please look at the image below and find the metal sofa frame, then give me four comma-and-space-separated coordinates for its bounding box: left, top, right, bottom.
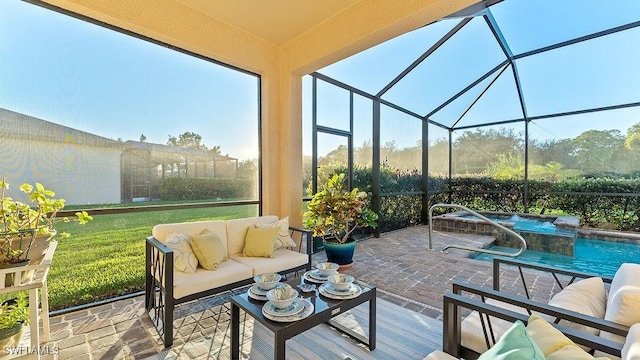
145, 226, 312, 347
442, 258, 628, 359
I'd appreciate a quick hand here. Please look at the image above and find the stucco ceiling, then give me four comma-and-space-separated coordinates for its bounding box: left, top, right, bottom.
174, 0, 362, 45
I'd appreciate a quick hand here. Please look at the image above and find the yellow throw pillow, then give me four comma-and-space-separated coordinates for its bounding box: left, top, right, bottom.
526, 314, 610, 360
242, 226, 278, 258
256, 217, 297, 250
190, 229, 227, 271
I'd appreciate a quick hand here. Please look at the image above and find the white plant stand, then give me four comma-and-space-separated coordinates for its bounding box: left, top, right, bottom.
0, 242, 57, 359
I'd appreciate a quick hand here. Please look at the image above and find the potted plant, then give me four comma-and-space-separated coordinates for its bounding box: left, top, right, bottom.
0, 293, 28, 348
303, 173, 378, 268
0, 177, 92, 267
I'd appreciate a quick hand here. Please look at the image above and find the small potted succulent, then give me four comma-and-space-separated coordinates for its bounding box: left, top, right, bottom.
0, 177, 92, 267
303, 173, 378, 267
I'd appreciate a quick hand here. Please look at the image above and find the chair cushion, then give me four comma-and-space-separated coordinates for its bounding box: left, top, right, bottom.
423, 351, 458, 360
173, 259, 253, 299
461, 298, 529, 353
477, 320, 545, 360
190, 229, 227, 270
152, 220, 228, 253
526, 314, 610, 360
231, 249, 308, 276
547, 277, 606, 337
242, 226, 278, 258
164, 233, 198, 273
226, 216, 278, 255
255, 216, 297, 249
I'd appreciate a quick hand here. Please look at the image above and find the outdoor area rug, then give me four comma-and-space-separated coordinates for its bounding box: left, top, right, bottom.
145, 293, 442, 360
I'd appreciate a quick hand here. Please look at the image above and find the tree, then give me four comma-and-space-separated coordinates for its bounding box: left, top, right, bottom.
572, 129, 625, 173
167, 131, 207, 150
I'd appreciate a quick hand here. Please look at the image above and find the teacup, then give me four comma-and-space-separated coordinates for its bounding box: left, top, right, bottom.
328, 274, 354, 291
315, 262, 339, 277
254, 273, 282, 291
266, 286, 299, 309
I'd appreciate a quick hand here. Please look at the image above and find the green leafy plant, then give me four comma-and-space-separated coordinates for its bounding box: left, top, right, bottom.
0, 178, 92, 264
304, 173, 378, 244
0, 293, 28, 330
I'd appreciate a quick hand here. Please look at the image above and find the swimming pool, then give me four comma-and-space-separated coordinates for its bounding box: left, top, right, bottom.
474, 237, 640, 277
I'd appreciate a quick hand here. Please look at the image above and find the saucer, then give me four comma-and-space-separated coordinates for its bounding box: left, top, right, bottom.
247, 287, 268, 301
319, 283, 362, 299
263, 298, 305, 317
303, 270, 336, 283
250, 282, 288, 296
262, 298, 314, 323
323, 283, 359, 296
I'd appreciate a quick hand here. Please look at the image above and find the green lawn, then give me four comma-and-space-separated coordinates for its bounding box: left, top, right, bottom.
46, 205, 257, 310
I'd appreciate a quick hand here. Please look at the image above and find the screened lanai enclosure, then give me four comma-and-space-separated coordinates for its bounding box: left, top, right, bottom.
304, 0, 640, 234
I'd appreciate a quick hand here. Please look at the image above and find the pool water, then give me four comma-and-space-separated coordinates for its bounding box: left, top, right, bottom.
474, 238, 640, 277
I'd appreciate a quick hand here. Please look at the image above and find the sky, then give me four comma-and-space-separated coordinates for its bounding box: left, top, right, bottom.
1, 0, 640, 159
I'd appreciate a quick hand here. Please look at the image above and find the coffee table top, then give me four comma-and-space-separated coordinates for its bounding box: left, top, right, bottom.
231, 276, 375, 332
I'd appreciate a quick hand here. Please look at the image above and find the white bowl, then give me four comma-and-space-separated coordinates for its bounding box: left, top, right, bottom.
266, 287, 299, 309
315, 262, 339, 277
328, 274, 354, 291
253, 273, 282, 291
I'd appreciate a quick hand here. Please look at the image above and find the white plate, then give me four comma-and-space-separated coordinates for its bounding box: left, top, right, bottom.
323, 283, 360, 296
247, 287, 268, 301
263, 298, 305, 317
319, 283, 362, 299
250, 282, 288, 296
262, 298, 314, 322
303, 270, 335, 283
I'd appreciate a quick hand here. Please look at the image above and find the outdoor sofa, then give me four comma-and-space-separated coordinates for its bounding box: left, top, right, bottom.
427, 258, 640, 359
145, 215, 312, 347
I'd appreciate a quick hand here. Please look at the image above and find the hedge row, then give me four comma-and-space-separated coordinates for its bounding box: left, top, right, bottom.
158, 178, 253, 201
439, 176, 640, 231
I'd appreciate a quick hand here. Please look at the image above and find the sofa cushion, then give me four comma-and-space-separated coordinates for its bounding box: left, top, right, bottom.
242, 227, 278, 258
547, 277, 606, 337
622, 323, 640, 360
164, 233, 198, 273
226, 216, 278, 255
231, 249, 308, 276
600, 263, 640, 349
173, 259, 253, 299
152, 220, 228, 253
255, 217, 297, 250
461, 298, 529, 353
526, 314, 610, 360
423, 350, 458, 360
190, 229, 227, 270
477, 320, 545, 360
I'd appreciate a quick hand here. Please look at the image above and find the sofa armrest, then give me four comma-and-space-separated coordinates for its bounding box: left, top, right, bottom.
145, 236, 175, 347
443, 291, 625, 360
491, 257, 613, 300
288, 226, 313, 271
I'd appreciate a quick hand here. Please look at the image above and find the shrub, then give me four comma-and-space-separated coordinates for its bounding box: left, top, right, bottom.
158, 178, 253, 201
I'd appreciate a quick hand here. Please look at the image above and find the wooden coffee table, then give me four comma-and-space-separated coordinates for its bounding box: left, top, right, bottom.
230, 276, 376, 360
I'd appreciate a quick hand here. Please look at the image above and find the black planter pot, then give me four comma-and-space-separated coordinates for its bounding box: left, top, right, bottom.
323, 239, 356, 268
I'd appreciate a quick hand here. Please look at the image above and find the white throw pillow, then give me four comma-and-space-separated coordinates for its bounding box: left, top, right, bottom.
256, 217, 297, 249
547, 277, 606, 337
164, 233, 198, 273
623, 323, 640, 360
595, 263, 640, 359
